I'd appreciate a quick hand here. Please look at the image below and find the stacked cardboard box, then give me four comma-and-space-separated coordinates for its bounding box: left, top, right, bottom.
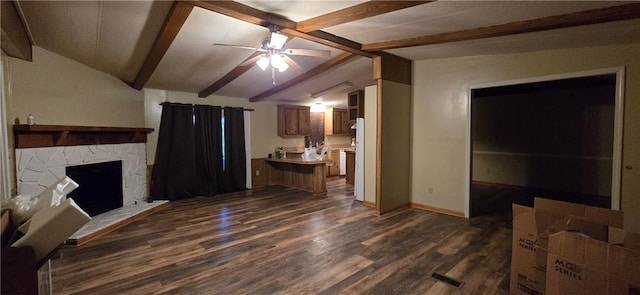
546, 227, 640, 294
510, 198, 624, 295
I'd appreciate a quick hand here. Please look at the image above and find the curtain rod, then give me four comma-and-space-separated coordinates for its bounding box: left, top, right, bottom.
159, 102, 254, 111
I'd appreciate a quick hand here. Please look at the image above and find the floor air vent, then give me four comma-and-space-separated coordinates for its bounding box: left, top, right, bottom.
431, 272, 464, 288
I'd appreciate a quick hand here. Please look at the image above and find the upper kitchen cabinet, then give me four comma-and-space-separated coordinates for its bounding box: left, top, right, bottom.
325, 108, 350, 136
278, 105, 311, 137
348, 90, 364, 122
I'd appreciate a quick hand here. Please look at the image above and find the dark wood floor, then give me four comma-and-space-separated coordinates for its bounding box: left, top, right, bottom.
51, 178, 512, 294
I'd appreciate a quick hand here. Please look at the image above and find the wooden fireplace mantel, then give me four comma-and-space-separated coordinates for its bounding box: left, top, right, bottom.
13, 124, 154, 148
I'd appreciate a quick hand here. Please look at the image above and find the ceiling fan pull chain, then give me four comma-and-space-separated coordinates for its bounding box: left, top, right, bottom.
272, 67, 276, 85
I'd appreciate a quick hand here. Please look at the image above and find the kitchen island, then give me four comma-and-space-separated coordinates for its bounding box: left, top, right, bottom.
265, 158, 332, 194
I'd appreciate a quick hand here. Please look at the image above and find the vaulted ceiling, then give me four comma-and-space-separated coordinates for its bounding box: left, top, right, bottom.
4, 1, 640, 107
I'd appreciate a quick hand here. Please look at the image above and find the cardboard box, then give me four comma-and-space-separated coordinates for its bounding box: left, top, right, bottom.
510, 198, 624, 295
533, 198, 623, 227
12, 198, 90, 263
546, 228, 640, 294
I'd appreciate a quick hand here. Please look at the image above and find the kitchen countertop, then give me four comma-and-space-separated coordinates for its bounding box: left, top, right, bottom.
282, 145, 354, 153
266, 158, 333, 165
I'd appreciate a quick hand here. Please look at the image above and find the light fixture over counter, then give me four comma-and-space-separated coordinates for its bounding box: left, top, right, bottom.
310, 101, 325, 113
311, 82, 352, 98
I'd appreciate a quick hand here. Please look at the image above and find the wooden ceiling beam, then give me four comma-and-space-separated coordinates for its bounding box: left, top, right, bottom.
190, 0, 373, 57
363, 3, 640, 51
198, 52, 262, 98
296, 1, 430, 33
132, 2, 193, 90
249, 52, 357, 102
195, 0, 378, 98
280, 28, 374, 58
1, 0, 32, 61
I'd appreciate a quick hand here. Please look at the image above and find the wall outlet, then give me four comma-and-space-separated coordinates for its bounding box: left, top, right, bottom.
428, 187, 433, 194
485, 167, 491, 174
255, 170, 260, 176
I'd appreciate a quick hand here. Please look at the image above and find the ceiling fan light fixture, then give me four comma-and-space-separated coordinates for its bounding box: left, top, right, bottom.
269, 31, 288, 49
256, 56, 269, 70
277, 61, 289, 72
271, 54, 285, 69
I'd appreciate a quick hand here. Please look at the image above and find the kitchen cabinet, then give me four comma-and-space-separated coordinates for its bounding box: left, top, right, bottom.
278, 105, 310, 137
348, 90, 364, 122
325, 108, 351, 135
345, 150, 355, 185
251, 158, 268, 188
326, 149, 341, 176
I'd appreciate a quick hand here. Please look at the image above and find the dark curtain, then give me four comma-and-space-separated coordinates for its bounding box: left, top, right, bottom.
150, 103, 197, 200
150, 103, 246, 200
194, 105, 223, 196
221, 107, 247, 193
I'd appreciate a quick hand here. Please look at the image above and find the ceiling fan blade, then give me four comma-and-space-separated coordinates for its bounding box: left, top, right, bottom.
239, 54, 264, 67
282, 56, 302, 71
212, 43, 267, 52
283, 48, 331, 57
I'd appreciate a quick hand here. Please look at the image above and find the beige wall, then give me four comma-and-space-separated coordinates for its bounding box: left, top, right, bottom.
379, 80, 412, 212
143, 89, 310, 164
412, 43, 640, 232
4, 47, 144, 127
324, 134, 352, 147
3, 46, 145, 193
364, 85, 377, 204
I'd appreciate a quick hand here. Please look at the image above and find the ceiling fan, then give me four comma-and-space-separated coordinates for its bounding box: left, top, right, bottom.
212, 25, 331, 84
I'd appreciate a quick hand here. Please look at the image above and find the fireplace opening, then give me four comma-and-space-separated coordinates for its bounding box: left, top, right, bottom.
66, 161, 124, 217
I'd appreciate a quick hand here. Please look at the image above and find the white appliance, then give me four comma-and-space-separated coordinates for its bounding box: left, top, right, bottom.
339, 150, 346, 175
354, 118, 364, 201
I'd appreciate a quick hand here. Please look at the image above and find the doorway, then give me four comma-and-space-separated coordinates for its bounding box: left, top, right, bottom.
466, 69, 623, 217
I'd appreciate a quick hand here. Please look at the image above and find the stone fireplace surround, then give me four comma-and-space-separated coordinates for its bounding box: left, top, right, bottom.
16, 143, 147, 205
13, 124, 168, 246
